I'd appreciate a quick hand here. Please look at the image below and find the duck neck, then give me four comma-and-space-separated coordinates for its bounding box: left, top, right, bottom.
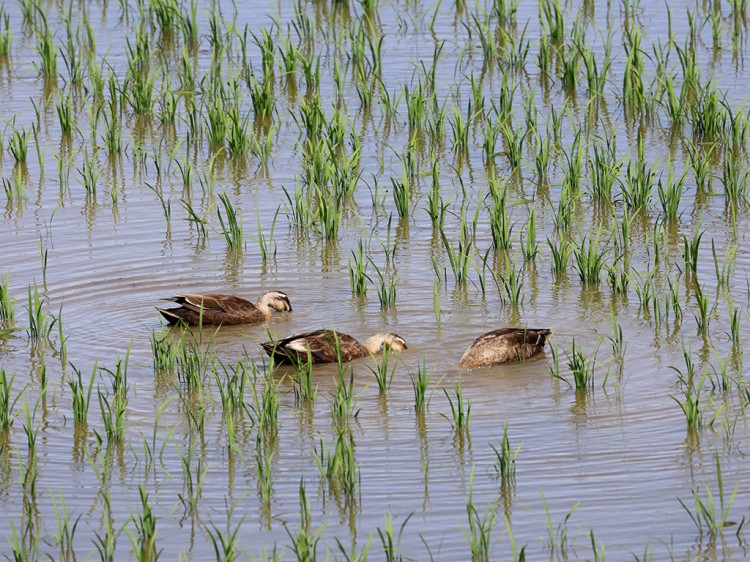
362, 335, 387, 355
254, 295, 274, 318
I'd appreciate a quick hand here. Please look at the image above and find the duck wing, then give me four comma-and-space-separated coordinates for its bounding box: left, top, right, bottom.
262, 329, 362, 364
165, 294, 255, 314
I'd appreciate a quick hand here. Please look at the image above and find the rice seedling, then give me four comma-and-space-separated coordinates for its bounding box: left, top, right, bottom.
33, 16, 57, 76
50, 489, 81, 562
0, 369, 19, 430
8, 125, 30, 165
670, 365, 706, 430
548, 237, 571, 274
500, 123, 525, 170
56, 94, 74, 135
98, 354, 130, 441
377, 512, 412, 562
620, 134, 656, 211
440, 223, 473, 286
285, 480, 323, 561
449, 104, 470, 153
217, 192, 244, 250
559, 43, 581, 91
521, 207, 538, 261
623, 24, 647, 109
368, 344, 397, 394
490, 422, 520, 483
409, 359, 434, 413
721, 149, 749, 207
78, 148, 102, 197
573, 233, 607, 285
291, 353, 317, 405
180, 198, 209, 242
685, 139, 714, 191
254, 430, 275, 507
465, 465, 497, 562
556, 338, 600, 390
391, 174, 410, 218
348, 239, 370, 297
712, 240, 736, 289
487, 176, 513, 250
331, 367, 361, 429
0, 273, 15, 321
177, 437, 208, 518
0, 7, 11, 56
693, 283, 712, 336
443, 380, 471, 432
255, 209, 278, 263
205, 499, 246, 562
26, 281, 56, 341
607, 256, 630, 295
226, 106, 253, 156
369, 259, 397, 310
314, 427, 360, 498
678, 456, 740, 538
501, 252, 524, 308
68, 362, 97, 424
658, 165, 687, 220
92, 489, 119, 562
729, 303, 741, 346
250, 374, 280, 435
146, 182, 171, 235
125, 484, 160, 561
691, 82, 724, 139
682, 227, 704, 277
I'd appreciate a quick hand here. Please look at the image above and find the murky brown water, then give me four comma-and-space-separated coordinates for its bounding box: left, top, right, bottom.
1, 0, 749, 559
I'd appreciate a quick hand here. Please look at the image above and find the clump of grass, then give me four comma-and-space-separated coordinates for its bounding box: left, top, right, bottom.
678, 456, 740, 538
548, 237, 571, 274
669, 347, 704, 431
348, 239, 370, 297
217, 193, 244, 250
97, 350, 130, 442
68, 362, 96, 425
377, 512, 412, 562
313, 428, 360, 498
125, 485, 160, 561
0, 369, 20, 429
553, 339, 600, 390
573, 233, 607, 285
490, 422, 520, 484
410, 359, 434, 413
682, 227, 704, 277
443, 380, 471, 433
26, 282, 56, 341
465, 465, 498, 561
285, 480, 323, 562
0, 274, 15, 321
368, 344, 396, 394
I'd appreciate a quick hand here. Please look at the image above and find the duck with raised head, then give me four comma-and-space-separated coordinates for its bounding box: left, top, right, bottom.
260, 329, 407, 364
156, 291, 292, 326
458, 327, 551, 368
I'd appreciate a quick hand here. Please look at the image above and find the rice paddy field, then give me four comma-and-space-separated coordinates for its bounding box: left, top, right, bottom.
1, 0, 750, 559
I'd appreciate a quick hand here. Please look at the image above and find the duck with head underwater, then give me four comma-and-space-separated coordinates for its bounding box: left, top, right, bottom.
261, 329, 408, 364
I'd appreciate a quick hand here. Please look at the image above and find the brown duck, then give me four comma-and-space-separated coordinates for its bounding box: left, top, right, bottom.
157, 291, 292, 326
260, 329, 407, 364
458, 328, 551, 368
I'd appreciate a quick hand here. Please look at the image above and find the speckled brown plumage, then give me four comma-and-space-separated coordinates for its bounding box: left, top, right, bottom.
156, 291, 291, 326
260, 329, 407, 364
458, 328, 551, 368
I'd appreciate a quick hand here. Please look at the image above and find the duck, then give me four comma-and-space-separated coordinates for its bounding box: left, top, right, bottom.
458, 327, 551, 368
156, 291, 292, 326
260, 329, 407, 364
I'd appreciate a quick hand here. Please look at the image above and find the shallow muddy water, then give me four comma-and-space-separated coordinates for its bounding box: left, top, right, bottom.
1, 0, 749, 559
